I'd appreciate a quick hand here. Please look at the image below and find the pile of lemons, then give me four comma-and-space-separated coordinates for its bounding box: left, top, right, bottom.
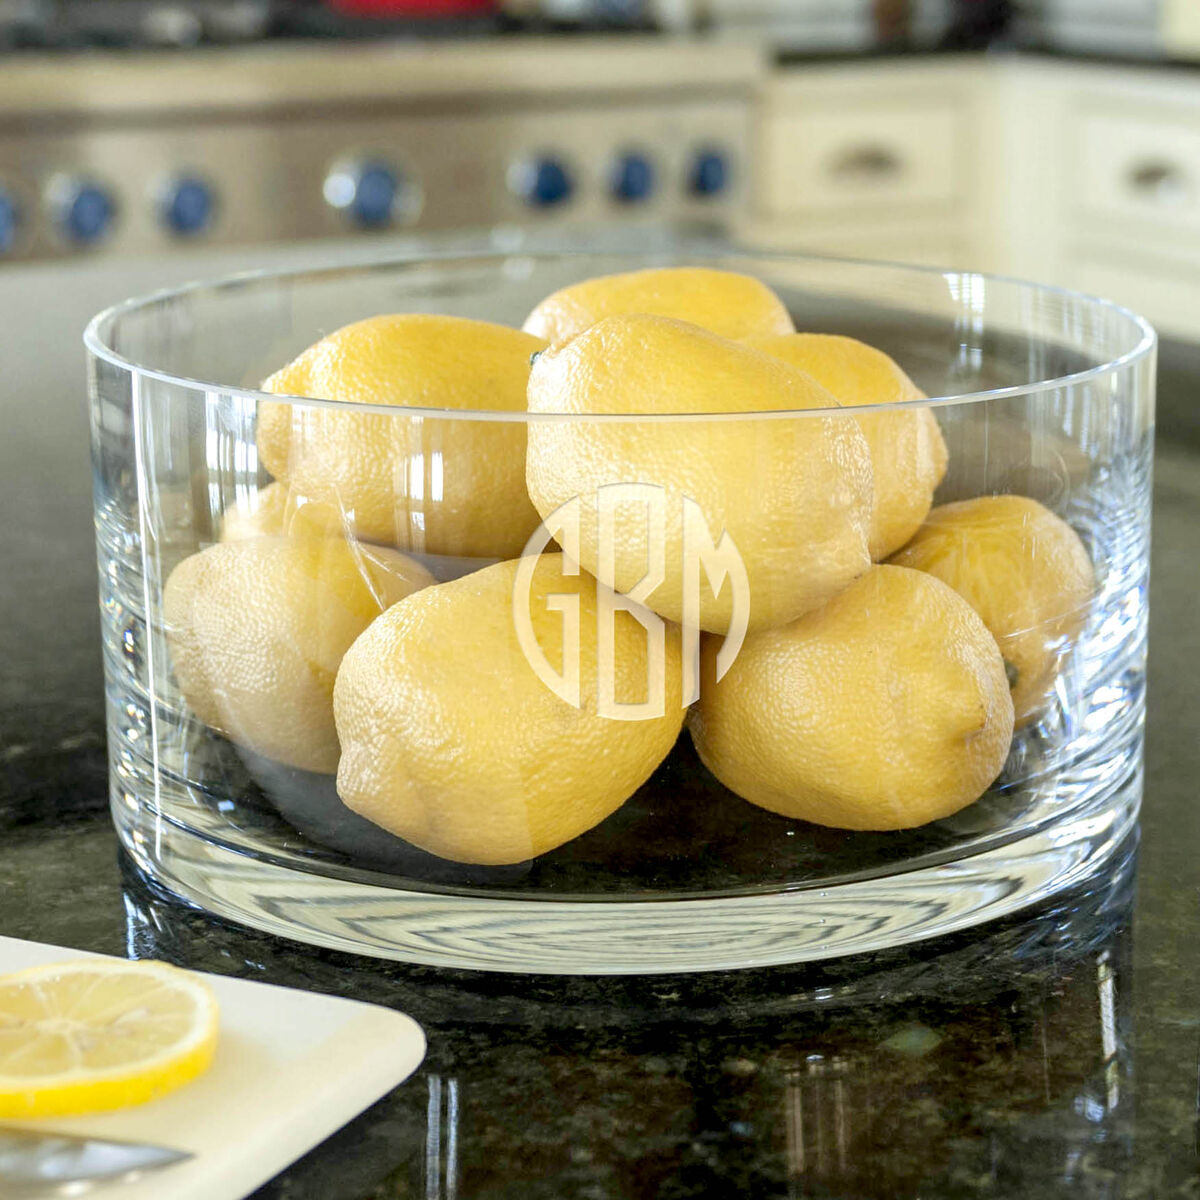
163, 267, 1094, 866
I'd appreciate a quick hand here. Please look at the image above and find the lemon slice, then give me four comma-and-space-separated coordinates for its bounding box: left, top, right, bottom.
0, 959, 219, 1118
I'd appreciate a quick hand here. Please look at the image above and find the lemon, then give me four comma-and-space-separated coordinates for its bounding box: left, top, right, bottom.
525, 314, 873, 634
164, 536, 434, 774
522, 266, 795, 345
689, 565, 1014, 830
219, 481, 345, 543
258, 314, 547, 559
889, 494, 1095, 726
333, 553, 685, 865
745, 332, 948, 559
0, 959, 218, 1119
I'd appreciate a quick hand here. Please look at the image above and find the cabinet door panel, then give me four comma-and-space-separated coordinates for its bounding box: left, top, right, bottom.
760, 103, 962, 216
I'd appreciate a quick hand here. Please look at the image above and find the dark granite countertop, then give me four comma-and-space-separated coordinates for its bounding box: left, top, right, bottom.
772, 43, 1200, 74
0, 337, 1198, 1198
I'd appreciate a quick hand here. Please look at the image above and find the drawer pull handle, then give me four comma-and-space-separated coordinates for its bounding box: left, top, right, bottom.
1127, 161, 1191, 205
831, 146, 903, 181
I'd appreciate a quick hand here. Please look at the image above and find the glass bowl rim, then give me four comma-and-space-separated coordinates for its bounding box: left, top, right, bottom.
82, 244, 1158, 423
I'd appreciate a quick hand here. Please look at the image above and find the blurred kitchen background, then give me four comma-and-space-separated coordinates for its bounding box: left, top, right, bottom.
3, 0, 1200, 334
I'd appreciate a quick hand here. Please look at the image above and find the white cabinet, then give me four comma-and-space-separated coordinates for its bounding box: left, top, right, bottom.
745, 59, 985, 271
1004, 59, 1200, 339
1074, 253, 1200, 327
751, 55, 1200, 340
758, 100, 963, 215
1078, 110, 1200, 236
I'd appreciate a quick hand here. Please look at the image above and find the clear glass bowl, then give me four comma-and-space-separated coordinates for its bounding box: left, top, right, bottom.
86, 248, 1155, 974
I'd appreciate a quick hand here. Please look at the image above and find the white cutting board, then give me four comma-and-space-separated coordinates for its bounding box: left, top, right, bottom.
0, 936, 426, 1199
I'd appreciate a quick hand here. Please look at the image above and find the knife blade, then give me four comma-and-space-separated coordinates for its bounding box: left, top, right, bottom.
0, 1127, 192, 1190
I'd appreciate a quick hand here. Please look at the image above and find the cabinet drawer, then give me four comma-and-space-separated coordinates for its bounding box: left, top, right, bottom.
759, 103, 962, 217
1079, 110, 1200, 236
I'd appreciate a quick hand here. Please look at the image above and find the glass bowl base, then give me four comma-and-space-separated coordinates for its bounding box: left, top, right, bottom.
111, 755, 1141, 975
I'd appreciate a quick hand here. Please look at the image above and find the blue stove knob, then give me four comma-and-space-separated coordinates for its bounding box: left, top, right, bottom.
324, 160, 405, 229
350, 162, 399, 228
54, 177, 118, 246
55, 178, 117, 245
160, 174, 215, 237
611, 153, 656, 204
510, 156, 574, 208
0, 191, 20, 255
689, 149, 731, 199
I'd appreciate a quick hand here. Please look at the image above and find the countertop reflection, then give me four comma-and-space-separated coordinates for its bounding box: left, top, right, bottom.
120, 834, 1139, 1198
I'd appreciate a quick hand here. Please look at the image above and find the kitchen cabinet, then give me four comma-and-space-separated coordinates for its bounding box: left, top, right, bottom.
752, 54, 1200, 340
747, 58, 988, 270
1020, 58, 1200, 339
757, 98, 962, 217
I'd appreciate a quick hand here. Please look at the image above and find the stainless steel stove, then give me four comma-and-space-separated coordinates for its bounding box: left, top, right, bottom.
0, 36, 761, 264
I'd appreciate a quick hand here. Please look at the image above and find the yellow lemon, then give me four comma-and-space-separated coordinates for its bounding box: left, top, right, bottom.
745, 332, 948, 559
525, 314, 873, 634
689, 565, 1014, 830
522, 266, 795, 345
889, 494, 1095, 726
219, 480, 346, 543
164, 536, 434, 774
333, 553, 685, 865
0, 959, 218, 1119
258, 314, 547, 559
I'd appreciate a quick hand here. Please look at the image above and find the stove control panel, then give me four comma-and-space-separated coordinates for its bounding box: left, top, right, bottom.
0, 93, 749, 262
